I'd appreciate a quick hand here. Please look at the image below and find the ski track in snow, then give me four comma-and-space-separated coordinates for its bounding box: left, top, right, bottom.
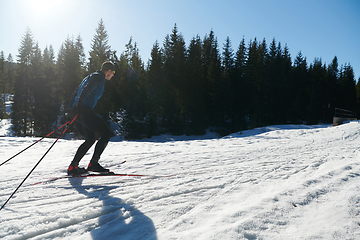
1, 122, 360, 239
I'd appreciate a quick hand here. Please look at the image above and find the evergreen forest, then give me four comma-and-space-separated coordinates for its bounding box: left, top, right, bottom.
0, 20, 359, 139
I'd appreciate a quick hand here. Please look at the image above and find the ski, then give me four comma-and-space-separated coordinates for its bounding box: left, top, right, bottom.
32, 172, 173, 185
32, 160, 128, 185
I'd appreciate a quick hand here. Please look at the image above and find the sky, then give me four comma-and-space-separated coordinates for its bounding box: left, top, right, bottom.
0, 0, 359, 81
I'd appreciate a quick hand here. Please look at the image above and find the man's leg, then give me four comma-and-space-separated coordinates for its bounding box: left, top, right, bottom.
70, 123, 96, 166
68, 112, 96, 175
75, 108, 115, 171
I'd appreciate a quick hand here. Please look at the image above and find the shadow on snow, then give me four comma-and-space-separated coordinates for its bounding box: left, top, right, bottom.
69, 178, 157, 240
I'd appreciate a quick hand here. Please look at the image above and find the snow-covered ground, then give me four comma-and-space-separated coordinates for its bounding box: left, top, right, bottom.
1, 119, 360, 239
0, 94, 13, 137
0, 119, 13, 137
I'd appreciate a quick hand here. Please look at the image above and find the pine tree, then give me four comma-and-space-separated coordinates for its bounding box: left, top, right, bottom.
185, 35, 207, 135
56, 36, 85, 110
12, 28, 34, 135
88, 19, 112, 73
6, 54, 15, 93
265, 39, 290, 124
3, 53, 15, 119
31, 43, 45, 136
232, 37, 247, 130
145, 40, 164, 136
257, 39, 268, 125
265, 38, 279, 123
147, 40, 164, 114
292, 51, 309, 122
202, 30, 221, 128
75, 35, 86, 69
325, 56, 339, 122
338, 64, 356, 112
41, 45, 58, 134
278, 43, 292, 122
221, 36, 235, 129
235, 37, 247, 78
308, 58, 327, 124
245, 38, 267, 127
107, 37, 147, 139
162, 24, 186, 135
114, 37, 144, 113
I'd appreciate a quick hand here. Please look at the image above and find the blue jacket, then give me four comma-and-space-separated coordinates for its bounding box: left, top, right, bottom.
73, 71, 106, 110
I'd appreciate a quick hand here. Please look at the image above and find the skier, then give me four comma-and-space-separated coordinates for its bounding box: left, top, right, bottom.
67, 61, 116, 175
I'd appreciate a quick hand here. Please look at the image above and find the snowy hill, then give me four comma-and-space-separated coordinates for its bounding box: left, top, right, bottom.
1, 121, 360, 239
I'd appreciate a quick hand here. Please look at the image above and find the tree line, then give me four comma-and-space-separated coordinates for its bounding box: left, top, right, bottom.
0, 20, 359, 139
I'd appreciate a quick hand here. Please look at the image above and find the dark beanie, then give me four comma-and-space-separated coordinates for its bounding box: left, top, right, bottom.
101, 61, 115, 72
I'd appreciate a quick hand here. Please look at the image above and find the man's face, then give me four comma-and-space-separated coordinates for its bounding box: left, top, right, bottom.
105, 69, 115, 80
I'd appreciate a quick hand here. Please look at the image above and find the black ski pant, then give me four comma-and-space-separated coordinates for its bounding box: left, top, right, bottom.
70, 106, 115, 167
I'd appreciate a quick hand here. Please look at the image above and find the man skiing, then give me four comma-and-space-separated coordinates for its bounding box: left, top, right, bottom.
67, 61, 115, 175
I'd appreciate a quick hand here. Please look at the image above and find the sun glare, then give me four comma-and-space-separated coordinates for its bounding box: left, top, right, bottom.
27, 0, 64, 14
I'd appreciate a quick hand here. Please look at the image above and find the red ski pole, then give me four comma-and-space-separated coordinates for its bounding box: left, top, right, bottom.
0, 115, 77, 211
0, 120, 72, 167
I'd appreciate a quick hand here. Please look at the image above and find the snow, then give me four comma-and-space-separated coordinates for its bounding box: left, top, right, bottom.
1, 119, 360, 239
0, 119, 13, 137
0, 94, 13, 137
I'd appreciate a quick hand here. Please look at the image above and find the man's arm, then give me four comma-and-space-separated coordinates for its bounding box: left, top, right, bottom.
77, 74, 101, 106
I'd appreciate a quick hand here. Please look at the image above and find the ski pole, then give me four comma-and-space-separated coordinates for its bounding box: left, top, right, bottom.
0, 115, 77, 211
0, 120, 72, 167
